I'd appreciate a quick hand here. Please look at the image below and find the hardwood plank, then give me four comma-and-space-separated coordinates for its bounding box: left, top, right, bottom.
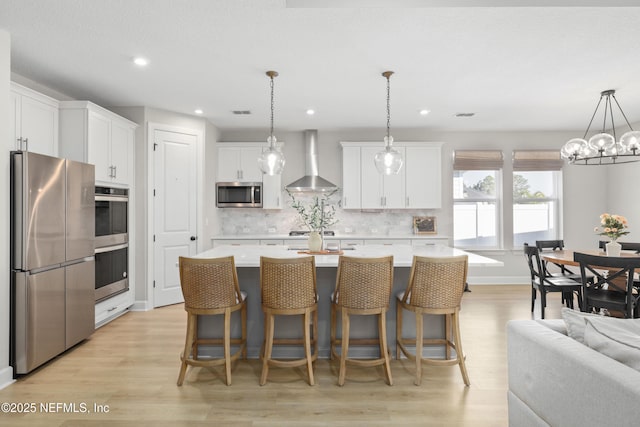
0, 285, 557, 426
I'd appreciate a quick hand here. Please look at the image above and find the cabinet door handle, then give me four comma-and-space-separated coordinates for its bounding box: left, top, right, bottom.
276, 197, 280, 207
113, 166, 117, 178
23, 137, 29, 152
16, 137, 22, 150
406, 197, 409, 206
344, 197, 347, 207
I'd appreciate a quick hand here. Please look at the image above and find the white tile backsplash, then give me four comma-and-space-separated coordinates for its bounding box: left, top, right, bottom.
217, 191, 441, 236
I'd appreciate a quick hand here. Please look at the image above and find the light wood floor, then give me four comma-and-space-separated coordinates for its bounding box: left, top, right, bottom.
0, 285, 562, 427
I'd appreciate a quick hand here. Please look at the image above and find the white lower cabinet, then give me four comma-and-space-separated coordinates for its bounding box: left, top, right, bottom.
95, 290, 133, 328
212, 239, 260, 247
260, 239, 284, 246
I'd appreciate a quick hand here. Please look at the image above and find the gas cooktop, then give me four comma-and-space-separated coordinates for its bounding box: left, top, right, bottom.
289, 230, 335, 236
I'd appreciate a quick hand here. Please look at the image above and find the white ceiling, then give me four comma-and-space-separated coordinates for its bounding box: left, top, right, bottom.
2, 1, 640, 133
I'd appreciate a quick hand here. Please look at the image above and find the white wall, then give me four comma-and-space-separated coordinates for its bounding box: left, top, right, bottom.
221, 127, 609, 283
1, 28, 13, 388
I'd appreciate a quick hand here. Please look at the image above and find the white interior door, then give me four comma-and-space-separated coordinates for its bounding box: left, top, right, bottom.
153, 129, 198, 307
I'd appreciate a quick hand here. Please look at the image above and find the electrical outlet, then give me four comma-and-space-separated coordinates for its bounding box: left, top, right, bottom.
371, 228, 378, 233
243, 227, 250, 233
344, 227, 353, 233
267, 227, 276, 233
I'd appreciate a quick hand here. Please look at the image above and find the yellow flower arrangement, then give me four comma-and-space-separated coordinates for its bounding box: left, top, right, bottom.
594, 213, 629, 241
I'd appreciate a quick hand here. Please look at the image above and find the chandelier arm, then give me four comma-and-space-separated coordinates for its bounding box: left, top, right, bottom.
601, 94, 610, 135
611, 94, 635, 131
582, 95, 604, 139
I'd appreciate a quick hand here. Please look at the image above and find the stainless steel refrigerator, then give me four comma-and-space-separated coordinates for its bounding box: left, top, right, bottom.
11, 151, 95, 375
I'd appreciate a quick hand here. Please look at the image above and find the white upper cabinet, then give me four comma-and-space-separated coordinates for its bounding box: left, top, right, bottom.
59, 101, 137, 186
11, 82, 59, 156
262, 174, 282, 209
341, 145, 361, 209
360, 146, 406, 209
405, 145, 442, 209
217, 145, 263, 182
341, 141, 443, 210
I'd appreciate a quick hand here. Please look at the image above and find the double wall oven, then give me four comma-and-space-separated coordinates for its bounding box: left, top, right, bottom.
94, 186, 129, 302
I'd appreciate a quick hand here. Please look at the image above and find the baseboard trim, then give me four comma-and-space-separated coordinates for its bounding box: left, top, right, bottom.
0, 366, 16, 390
130, 300, 152, 312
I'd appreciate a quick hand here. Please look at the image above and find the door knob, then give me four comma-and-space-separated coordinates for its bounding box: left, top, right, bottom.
190, 236, 197, 241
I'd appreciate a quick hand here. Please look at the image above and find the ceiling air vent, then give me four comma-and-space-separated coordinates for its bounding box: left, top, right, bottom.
455, 112, 475, 117
232, 110, 252, 115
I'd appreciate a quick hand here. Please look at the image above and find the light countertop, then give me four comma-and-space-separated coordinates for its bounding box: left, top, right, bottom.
211, 234, 450, 240
196, 244, 502, 268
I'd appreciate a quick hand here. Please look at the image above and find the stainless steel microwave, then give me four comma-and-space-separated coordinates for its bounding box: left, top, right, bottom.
216, 182, 262, 208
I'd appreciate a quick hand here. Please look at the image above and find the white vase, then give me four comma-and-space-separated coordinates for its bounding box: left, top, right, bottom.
605, 240, 622, 257
308, 231, 323, 252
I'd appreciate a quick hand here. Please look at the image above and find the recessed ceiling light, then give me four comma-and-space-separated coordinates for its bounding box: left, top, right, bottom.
133, 57, 148, 67
194, 109, 203, 115
419, 109, 430, 116
306, 109, 315, 116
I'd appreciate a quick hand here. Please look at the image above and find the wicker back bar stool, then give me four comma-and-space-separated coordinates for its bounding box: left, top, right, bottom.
396, 255, 470, 386
259, 256, 318, 386
177, 256, 247, 386
330, 255, 394, 386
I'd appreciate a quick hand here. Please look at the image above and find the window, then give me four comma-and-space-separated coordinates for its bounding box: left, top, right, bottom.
453, 150, 503, 249
512, 150, 563, 247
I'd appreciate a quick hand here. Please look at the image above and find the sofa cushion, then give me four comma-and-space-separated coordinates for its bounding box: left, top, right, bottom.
583, 317, 640, 372
561, 307, 602, 343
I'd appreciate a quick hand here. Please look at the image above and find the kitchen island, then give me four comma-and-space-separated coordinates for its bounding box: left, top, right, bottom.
194, 244, 502, 359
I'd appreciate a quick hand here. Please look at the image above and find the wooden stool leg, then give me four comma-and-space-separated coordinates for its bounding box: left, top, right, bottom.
414, 312, 423, 386
452, 311, 470, 386
177, 313, 196, 386
312, 308, 319, 360
445, 313, 452, 360
241, 302, 247, 359
396, 300, 402, 359
224, 308, 232, 386
260, 312, 275, 386
379, 313, 393, 386
330, 303, 337, 360
304, 310, 315, 386
338, 310, 350, 386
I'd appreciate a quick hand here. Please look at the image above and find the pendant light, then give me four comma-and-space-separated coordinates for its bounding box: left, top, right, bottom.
374, 71, 403, 175
560, 89, 640, 165
258, 70, 286, 175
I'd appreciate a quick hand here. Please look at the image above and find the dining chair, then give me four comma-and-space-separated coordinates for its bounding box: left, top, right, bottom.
396, 255, 470, 386
177, 256, 247, 386
535, 240, 582, 281
330, 255, 394, 386
574, 252, 640, 318
524, 244, 582, 319
259, 256, 318, 386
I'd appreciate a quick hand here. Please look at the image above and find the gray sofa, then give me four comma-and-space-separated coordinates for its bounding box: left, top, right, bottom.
507, 319, 640, 427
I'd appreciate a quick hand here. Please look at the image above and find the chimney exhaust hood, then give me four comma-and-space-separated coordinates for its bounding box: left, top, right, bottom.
285, 130, 338, 193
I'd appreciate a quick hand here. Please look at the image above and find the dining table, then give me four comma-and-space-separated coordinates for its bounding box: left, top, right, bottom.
540, 249, 640, 268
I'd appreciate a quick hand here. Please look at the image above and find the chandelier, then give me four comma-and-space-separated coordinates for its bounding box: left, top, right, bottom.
374, 71, 403, 175
561, 89, 640, 165
258, 70, 286, 175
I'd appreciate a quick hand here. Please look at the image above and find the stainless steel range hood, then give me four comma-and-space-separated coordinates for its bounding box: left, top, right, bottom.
285, 130, 338, 193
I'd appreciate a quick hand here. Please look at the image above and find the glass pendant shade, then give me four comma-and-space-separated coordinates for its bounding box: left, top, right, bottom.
560, 138, 586, 159
620, 130, 640, 152
374, 137, 403, 174
588, 132, 615, 152
258, 136, 285, 176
